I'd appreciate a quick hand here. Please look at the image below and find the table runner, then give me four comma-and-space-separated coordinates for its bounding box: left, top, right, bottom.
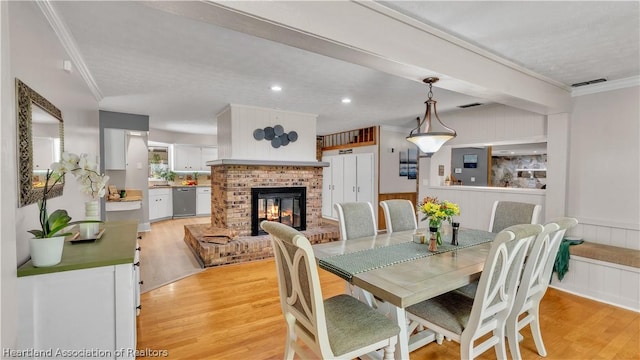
318, 229, 495, 282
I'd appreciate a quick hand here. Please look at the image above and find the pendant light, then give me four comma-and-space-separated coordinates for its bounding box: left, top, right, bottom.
406, 77, 456, 154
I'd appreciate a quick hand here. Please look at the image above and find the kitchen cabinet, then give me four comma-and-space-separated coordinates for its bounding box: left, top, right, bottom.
322, 153, 374, 219
17, 222, 140, 359
104, 128, 127, 170
173, 145, 200, 171
196, 186, 211, 215
149, 188, 172, 222
173, 145, 218, 171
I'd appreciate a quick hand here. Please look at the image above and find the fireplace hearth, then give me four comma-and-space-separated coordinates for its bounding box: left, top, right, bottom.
251, 187, 306, 236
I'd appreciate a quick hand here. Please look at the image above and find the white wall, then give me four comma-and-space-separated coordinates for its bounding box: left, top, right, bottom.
2, 1, 101, 349
9, 1, 101, 265
566, 86, 640, 249
379, 126, 417, 194
218, 104, 317, 162
0, 0, 18, 350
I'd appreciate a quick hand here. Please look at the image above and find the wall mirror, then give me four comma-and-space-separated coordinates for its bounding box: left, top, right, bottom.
450, 140, 547, 189
16, 78, 64, 207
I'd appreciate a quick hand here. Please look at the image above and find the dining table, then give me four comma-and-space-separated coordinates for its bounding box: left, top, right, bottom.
312, 228, 496, 360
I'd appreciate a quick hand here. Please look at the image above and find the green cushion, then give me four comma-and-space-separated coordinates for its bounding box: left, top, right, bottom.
385, 200, 417, 232
492, 202, 537, 232
324, 294, 400, 356
340, 203, 376, 240
406, 291, 474, 335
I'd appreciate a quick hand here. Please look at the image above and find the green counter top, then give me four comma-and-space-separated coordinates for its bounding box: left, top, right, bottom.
18, 221, 138, 277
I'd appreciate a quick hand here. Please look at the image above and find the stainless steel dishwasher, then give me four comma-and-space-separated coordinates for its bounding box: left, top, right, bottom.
173, 187, 197, 217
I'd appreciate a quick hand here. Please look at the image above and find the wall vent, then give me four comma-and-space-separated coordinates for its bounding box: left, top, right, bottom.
458, 102, 483, 109
571, 78, 607, 87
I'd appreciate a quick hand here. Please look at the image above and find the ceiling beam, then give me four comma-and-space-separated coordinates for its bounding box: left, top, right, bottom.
146, 0, 571, 115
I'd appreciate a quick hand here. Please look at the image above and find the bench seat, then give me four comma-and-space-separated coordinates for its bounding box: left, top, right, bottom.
551, 241, 640, 312
569, 242, 640, 269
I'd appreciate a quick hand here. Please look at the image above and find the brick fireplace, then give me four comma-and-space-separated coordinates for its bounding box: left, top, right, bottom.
184, 159, 339, 267
210, 160, 324, 236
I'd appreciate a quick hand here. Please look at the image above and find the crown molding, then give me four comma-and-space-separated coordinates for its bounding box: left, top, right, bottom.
571, 76, 640, 97
36, 0, 103, 101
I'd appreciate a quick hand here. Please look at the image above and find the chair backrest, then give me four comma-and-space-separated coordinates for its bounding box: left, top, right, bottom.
462, 224, 543, 345
261, 221, 333, 356
488, 201, 542, 233
380, 199, 418, 233
334, 202, 377, 240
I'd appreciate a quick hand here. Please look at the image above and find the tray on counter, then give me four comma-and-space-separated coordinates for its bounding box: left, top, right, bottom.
69, 227, 106, 244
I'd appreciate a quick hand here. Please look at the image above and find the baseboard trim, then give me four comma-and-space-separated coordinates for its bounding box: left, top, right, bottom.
549, 284, 640, 313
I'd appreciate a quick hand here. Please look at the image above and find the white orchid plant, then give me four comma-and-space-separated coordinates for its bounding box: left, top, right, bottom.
29, 152, 110, 239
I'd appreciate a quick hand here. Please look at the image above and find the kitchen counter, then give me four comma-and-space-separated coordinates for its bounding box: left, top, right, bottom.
149, 184, 210, 189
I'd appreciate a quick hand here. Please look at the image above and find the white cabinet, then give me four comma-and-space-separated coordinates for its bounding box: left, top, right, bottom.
345, 153, 374, 205
322, 156, 344, 218
105, 128, 127, 170
196, 187, 211, 215
149, 188, 173, 222
17, 222, 139, 360
322, 153, 374, 219
173, 145, 218, 171
173, 145, 200, 171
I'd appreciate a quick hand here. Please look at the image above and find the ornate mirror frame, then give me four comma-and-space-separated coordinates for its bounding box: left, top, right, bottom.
16, 78, 65, 207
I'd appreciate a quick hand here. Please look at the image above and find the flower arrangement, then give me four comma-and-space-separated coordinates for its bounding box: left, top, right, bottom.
28, 152, 109, 239
418, 196, 460, 245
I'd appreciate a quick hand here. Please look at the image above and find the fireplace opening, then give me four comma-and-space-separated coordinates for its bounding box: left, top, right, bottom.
251, 187, 306, 236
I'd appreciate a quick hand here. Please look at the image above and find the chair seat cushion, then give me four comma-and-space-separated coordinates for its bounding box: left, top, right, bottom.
324, 294, 400, 356
406, 291, 474, 335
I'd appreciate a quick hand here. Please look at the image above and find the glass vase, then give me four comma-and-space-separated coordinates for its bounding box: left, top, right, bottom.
82, 199, 100, 238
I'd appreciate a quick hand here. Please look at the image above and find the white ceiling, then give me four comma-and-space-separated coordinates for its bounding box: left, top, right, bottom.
52, 1, 639, 137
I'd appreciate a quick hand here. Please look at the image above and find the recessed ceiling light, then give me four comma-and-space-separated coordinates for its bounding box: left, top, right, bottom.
270, 85, 282, 92
341, 98, 351, 104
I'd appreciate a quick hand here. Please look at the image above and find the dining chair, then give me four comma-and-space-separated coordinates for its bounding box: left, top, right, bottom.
261, 221, 400, 360
334, 201, 378, 305
405, 224, 543, 360
506, 217, 578, 360
379, 199, 418, 233
488, 201, 542, 233
454, 201, 543, 299
334, 202, 377, 240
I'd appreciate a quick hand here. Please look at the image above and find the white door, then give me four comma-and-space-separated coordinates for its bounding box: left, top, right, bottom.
343, 154, 358, 203
356, 153, 374, 205
322, 156, 333, 217
331, 156, 345, 218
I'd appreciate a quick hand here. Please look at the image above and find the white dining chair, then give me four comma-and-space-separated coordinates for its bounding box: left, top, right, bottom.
488, 201, 542, 233
406, 224, 543, 360
379, 199, 418, 233
334, 201, 379, 305
334, 202, 377, 240
506, 217, 578, 360
261, 221, 400, 360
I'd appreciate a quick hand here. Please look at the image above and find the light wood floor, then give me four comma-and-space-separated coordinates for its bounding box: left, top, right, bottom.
137, 221, 640, 359
139, 217, 210, 293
